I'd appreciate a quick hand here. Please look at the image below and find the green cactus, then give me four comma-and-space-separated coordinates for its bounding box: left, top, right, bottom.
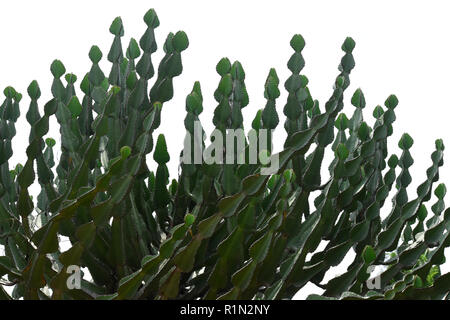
0, 9, 450, 301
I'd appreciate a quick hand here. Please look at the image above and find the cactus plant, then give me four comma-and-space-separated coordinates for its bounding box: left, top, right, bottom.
0, 8, 449, 300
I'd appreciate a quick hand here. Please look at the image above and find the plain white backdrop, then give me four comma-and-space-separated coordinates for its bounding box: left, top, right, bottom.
1, 0, 450, 299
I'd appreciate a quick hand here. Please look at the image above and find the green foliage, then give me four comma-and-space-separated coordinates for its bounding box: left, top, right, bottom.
0, 9, 449, 301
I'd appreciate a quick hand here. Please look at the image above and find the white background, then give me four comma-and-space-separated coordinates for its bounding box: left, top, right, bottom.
1, 0, 450, 299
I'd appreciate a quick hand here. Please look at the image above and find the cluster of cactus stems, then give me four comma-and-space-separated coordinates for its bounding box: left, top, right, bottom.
0, 8, 450, 300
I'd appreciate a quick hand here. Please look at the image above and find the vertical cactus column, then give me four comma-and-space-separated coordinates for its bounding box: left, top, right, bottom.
283, 34, 307, 139
153, 134, 171, 231
262, 68, 280, 155
0, 87, 20, 215
385, 133, 414, 228
150, 31, 189, 104
107, 17, 124, 87
136, 9, 159, 110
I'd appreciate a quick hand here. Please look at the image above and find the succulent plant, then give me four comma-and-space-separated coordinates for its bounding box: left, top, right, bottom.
0, 8, 449, 300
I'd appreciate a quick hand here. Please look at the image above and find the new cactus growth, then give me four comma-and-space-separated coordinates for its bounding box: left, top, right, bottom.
0, 9, 449, 301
